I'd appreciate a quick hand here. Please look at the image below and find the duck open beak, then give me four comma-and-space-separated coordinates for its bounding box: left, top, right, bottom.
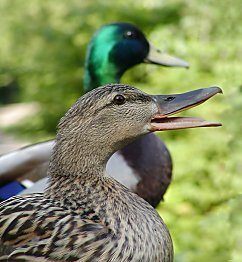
144, 43, 190, 68
149, 86, 222, 131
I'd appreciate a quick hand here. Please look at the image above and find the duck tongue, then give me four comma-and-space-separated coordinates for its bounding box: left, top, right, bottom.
149, 86, 222, 131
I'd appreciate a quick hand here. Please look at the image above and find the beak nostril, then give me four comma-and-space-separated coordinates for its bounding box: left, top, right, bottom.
164, 96, 176, 101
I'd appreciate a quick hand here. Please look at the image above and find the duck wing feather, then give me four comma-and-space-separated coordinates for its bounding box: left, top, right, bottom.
0, 194, 114, 261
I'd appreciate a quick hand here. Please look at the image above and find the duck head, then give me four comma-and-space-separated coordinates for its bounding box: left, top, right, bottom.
50, 84, 222, 177
84, 23, 189, 92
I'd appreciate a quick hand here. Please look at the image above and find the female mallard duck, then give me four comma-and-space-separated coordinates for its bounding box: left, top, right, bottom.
0, 23, 189, 206
0, 84, 221, 261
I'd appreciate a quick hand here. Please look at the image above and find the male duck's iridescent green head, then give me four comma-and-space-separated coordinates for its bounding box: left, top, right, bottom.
84, 23, 189, 92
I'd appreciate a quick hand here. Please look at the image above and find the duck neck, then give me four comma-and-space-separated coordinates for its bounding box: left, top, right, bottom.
45, 132, 110, 200
83, 40, 125, 93
45, 125, 135, 205
48, 134, 109, 179
47, 116, 137, 180
83, 57, 122, 93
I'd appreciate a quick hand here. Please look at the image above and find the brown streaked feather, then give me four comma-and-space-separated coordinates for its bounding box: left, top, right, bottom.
0, 85, 175, 262
0, 194, 113, 261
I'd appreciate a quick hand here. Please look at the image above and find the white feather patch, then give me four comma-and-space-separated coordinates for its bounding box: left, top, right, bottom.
107, 152, 140, 191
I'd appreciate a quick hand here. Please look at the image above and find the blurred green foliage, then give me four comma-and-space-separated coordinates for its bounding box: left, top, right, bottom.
0, 0, 241, 261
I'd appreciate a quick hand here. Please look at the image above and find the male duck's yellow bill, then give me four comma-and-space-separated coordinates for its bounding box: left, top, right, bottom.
145, 43, 190, 68
149, 86, 222, 131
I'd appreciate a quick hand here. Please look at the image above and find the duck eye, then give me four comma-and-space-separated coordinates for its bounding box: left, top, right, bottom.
113, 94, 126, 105
124, 30, 137, 39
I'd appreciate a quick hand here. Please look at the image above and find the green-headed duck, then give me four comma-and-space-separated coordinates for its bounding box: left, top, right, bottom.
0, 23, 189, 206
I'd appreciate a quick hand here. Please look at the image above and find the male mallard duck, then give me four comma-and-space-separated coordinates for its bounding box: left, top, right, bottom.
0, 84, 221, 261
0, 23, 189, 206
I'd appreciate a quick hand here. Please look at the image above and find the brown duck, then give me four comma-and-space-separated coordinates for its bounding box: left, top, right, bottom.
0, 84, 222, 261
0, 22, 190, 206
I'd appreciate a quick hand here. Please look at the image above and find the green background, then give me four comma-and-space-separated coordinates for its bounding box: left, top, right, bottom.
0, 0, 241, 261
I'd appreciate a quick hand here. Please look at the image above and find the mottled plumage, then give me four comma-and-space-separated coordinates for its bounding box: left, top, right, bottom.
0, 84, 221, 261
0, 85, 173, 261
0, 179, 172, 261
